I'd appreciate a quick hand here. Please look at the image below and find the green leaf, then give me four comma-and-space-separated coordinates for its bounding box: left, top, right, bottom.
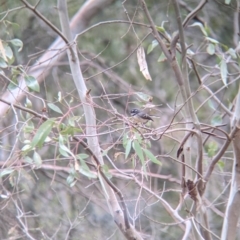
133, 140, 144, 164
157, 52, 167, 62
25, 98, 32, 108
66, 174, 76, 187
0, 168, 14, 178
225, 0, 231, 4
68, 117, 75, 127
206, 43, 215, 55
76, 153, 89, 160
102, 164, 112, 179
155, 26, 165, 33
59, 146, 69, 157
3, 20, 19, 28
220, 59, 228, 85
143, 149, 162, 165
189, 22, 208, 36
122, 134, 128, 148
7, 75, 19, 90
217, 160, 225, 171
147, 40, 158, 54
227, 48, 237, 59
23, 121, 34, 133
4, 45, 13, 60
59, 135, 73, 157
76, 153, 96, 178
60, 125, 81, 136
24, 75, 40, 92
79, 167, 97, 179
0, 57, 7, 68
21, 144, 32, 152
33, 151, 42, 167
31, 118, 55, 149
47, 103, 63, 114
207, 141, 218, 157
98, 174, 109, 198
23, 156, 33, 164
10, 39, 23, 52
125, 139, 132, 159
205, 37, 219, 44
135, 92, 151, 102
208, 99, 216, 110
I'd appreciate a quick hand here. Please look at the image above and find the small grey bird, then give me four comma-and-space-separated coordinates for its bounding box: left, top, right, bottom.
130, 108, 153, 124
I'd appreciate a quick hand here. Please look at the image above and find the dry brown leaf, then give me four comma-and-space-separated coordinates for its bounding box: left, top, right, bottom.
137, 46, 152, 81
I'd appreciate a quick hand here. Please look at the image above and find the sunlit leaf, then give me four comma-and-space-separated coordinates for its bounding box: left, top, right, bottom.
24, 75, 40, 92
10, 39, 23, 52
48, 103, 63, 114
143, 149, 162, 165
31, 118, 55, 149
225, 0, 231, 4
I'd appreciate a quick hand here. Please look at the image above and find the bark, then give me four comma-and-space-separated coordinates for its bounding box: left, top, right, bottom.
221, 86, 240, 240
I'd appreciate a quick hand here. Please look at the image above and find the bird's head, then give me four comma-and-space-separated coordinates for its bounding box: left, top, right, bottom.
130, 108, 140, 116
